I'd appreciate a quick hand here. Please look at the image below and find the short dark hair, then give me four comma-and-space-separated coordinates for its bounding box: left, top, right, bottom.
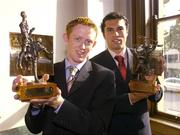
101, 12, 129, 35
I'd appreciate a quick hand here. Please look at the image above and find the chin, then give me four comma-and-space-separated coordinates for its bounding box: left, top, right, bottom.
75, 58, 85, 63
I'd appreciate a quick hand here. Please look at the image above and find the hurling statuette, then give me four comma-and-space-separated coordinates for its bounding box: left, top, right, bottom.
16, 11, 58, 101
129, 36, 163, 93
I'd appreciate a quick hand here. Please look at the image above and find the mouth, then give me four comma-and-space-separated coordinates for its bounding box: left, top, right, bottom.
77, 50, 85, 58
112, 38, 122, 44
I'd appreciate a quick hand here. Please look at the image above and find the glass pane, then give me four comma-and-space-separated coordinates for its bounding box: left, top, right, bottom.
157, 17, 180, 117
159, 0, 180, 18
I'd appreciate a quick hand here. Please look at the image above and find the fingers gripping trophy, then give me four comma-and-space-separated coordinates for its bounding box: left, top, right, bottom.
15, 11, 57, 101
129, 36, 164, 93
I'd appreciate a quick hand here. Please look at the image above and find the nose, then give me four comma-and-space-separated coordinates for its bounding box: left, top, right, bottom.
115, 31, 119, 36
115, 30, 122, 36
80, 42, 86, 50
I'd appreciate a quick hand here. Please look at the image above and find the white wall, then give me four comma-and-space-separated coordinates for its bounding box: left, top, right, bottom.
0, 0, 130, 132
0, 0, 57, 131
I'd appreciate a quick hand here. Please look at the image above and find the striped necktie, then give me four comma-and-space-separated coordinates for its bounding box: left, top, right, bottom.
67, 66, 78, 92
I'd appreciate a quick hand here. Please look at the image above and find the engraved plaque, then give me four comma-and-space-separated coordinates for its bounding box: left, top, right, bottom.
17, 82, 58, 101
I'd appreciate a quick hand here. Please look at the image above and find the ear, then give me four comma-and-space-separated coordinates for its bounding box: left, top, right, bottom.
126, 28, 129, 34
92, 41, 96, 48
63, 33, 68, 43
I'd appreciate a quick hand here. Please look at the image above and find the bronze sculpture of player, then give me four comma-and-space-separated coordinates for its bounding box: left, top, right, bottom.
17, 11, 52, 82
132, 36, 163, 80
128, 36, 163, 93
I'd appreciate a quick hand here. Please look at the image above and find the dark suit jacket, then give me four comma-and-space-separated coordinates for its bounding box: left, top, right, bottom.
91, 49, 163, 135
25, 60, 116, 135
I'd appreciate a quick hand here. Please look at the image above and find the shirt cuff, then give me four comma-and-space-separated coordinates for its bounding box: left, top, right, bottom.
31, 106, 41, 116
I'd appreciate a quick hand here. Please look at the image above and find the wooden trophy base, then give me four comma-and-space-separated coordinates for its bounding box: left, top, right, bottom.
16, 82, 58, 102
129, 80, 156, 93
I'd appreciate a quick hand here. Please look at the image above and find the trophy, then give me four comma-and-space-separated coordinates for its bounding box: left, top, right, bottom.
129, 36, 163, 93
15, 11, 58, 101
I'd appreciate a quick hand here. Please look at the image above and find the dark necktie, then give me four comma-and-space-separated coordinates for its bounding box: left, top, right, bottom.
115, 55, 126, 80
67, 66, 78, 92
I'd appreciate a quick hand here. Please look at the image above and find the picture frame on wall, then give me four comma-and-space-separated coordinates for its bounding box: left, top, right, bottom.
9, 32, 54, 77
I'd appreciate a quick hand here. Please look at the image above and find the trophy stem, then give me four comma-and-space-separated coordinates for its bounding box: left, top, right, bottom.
33, 59, 39, 83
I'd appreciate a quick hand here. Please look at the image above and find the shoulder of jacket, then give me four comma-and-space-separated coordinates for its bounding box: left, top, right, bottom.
91, 61, 113, 74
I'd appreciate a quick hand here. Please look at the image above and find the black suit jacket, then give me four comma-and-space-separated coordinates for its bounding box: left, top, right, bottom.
25, 60, 116, 135
91, 49, 163, 135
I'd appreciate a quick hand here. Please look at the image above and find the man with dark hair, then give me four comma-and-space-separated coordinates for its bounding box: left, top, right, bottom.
91, 12, 163, 135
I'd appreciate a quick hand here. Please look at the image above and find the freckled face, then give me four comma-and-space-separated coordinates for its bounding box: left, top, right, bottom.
64, 24, 97, 64
104, 19, 128, 53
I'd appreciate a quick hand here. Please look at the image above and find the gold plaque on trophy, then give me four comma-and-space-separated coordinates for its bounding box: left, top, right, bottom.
16, 82, 58, 101
129, 36, 163, 93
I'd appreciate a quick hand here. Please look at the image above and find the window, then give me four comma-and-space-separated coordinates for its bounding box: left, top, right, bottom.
155, 0, 180, 122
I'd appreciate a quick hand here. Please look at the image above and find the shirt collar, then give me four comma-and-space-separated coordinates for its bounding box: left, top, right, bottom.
108, 47, 127, 59
65, 58, 86, 71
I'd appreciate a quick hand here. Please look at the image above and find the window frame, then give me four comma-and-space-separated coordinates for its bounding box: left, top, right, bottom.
151, 0, 180, 124
131, 0, 180, 124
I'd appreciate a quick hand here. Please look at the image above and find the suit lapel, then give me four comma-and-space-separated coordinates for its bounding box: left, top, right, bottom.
126, 48, 133, 71
68, 61, 92, 95
105, 49, 133, 81
126, 48, 134, 81
54, 60, 69, 96
104, 50, 125, 81
102, 50, 117, 70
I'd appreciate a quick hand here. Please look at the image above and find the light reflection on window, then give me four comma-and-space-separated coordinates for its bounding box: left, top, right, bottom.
157, 0, 180, 118
159, 0, 180, 17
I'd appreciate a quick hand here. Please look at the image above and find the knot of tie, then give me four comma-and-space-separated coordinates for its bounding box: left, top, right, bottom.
114, 55, 124, 65
67, 66, 78, 81
69, 66, 78, 76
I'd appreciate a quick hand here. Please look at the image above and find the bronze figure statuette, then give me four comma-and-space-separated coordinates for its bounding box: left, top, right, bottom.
16, 11, 57, 101
129, 36, 163, 93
